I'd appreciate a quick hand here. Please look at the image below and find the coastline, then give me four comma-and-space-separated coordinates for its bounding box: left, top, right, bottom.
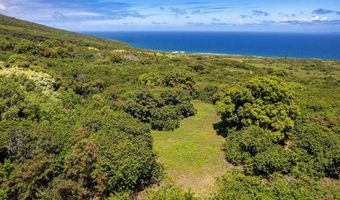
83, 31, 340, 60
168, 50, 328, 61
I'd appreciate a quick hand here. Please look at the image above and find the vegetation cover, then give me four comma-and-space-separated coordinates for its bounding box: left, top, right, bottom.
0, 14, 339, 199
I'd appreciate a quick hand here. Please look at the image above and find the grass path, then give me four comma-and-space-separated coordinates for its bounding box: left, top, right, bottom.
151, 101, 228, 197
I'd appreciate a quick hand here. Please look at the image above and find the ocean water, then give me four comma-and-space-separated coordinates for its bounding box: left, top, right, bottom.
84, 32, 340, 60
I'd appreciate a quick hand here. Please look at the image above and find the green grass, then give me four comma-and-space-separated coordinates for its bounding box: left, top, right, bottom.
151, 101, 228, 197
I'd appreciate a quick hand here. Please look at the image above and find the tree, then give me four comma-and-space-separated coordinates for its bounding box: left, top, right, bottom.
219, 77, 301, 176
125, 89, 196, 131
216, 76, 299, 141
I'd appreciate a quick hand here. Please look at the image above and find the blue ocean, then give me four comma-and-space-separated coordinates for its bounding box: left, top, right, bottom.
84, 32, 340, 60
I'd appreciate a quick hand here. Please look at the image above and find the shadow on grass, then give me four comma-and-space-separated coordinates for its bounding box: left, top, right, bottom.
213, 120, 229, 138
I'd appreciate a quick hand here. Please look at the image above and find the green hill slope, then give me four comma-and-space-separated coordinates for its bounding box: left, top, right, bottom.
0, 14, 339, 200
0, 14, 129, 50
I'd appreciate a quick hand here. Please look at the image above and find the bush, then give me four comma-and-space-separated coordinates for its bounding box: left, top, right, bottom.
225, 126, 273, 164
213, 171, 337, 200
213, 170, 270, 200
138, 72, 162, 86
216, 76, 299, 140
177, 102, 196, 118
150, 105, 181, 130
6, 54, 31, 68
163, 70, 196, 91
107, 192, 131, 200
110, 53, 125, 63
219, 77, 339, 180
292, 123, 340, 178
188, 64, 207, 74
42, 47, 58, 58
225, 126, 293, 176
125, 89, 196, 131
145, 186, 196, 200
14, 41, 41, 55
0, 76, 26, 117
0, 190, 8, 200
0, 75, 161, 199
247, 145, 293, 175
198, 85, 218, 103
54, 46, 74, 58
0, 41, 14, 51
1, 109, 161, 199
74, 79, 106, 96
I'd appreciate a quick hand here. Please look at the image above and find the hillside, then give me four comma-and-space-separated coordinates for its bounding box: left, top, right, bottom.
0, 14, 339, 199
0, 14, 129, 51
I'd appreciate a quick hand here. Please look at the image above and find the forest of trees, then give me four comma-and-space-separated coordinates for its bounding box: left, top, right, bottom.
0, 14, 339, 199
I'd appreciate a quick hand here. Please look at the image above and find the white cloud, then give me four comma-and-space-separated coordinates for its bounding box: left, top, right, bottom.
63, 11, 102, 17
0, 3, 6, 10
300, 15, 328, 22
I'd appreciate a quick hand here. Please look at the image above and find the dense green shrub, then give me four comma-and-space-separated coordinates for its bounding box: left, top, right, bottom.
39, 40, 74, 58
0, 109, 161, 199
216, 76, 299, 140
74, 79, 106, 96
188, 63, 207, 74
54, 46, 74, 58
163, 70, 196, 91
145, 186, 196, 200
221, 77, 339, 179
106, 192, 131, 200
14, 41, 41, 55
213, 170, 270, 200
0, 77, 24, 117
219, 77, 302, 176
0, 189, 8, 200
0, 77, 161, 199
6, 54, 31, 68
292, 123, 340, 178
213, 170, 338, 200
225, 126, 294, 175
247, 145, 293, 175
139, 72, 163, 86
225, 126, 273, 164
197, 85, 219, 103
42, 47, 58, 58
0, 75, 39, 119
150, 105, 181, 130
0, 76, 59, 122
177, 102, 196, 118
110, 53, 125, 63
125, 89, 196, 131
0, 41, 14, 51
266, 67, 289, 77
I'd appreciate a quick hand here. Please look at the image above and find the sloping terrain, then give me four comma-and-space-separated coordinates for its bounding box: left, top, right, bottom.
0, 14, 129, 50
0, 14, 339, 200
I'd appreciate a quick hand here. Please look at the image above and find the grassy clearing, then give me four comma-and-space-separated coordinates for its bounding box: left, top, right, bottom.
151, 101, 229, 197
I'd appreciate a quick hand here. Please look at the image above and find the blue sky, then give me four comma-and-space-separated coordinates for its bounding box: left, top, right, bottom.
0, 0, 339, 32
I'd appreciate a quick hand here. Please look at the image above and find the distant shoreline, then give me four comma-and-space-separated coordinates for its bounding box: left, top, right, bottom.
84, 31, 340, 60
168, 50, 328, 61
